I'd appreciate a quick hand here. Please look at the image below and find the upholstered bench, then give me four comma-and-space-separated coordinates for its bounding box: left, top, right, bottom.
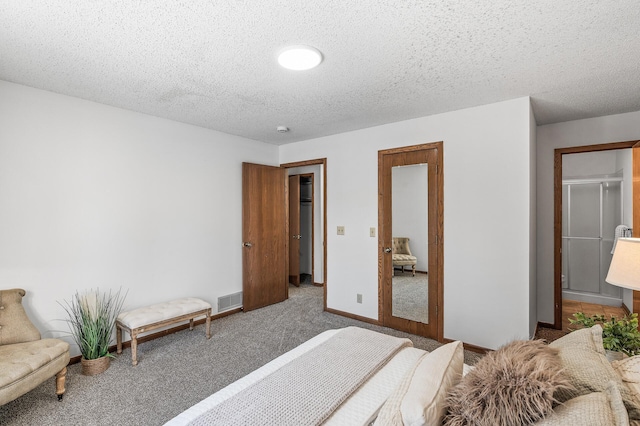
116, 298, 211, 366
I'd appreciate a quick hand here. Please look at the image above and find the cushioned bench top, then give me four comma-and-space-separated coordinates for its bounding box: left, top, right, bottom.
117, 298, 211, 329
0, 339, 70, 389
392, 254, 416, 261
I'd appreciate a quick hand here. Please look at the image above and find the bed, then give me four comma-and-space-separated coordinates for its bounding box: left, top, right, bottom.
167, 324, 640, 426
165, 327, 461, 426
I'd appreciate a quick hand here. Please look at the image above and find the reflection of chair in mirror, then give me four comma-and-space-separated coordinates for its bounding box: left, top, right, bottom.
392, 237, 417, 276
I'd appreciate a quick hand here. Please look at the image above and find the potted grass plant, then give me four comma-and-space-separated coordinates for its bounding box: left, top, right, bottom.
569, 312, 640, 360
60, 288, 127, 375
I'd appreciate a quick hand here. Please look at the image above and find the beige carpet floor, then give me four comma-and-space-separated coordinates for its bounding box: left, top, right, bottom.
0, 283, 481, 425
392, 273, 428, 324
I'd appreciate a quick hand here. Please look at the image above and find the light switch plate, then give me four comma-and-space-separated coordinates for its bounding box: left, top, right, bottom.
357, 294, 362, 303
370, 227, 376, 237
337, 226, 345, 235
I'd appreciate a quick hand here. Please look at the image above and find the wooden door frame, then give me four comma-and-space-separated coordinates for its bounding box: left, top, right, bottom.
280, 158, 328, 311
553, 140, 640, 329
633, 142, 640, 313
378, 142, 444, 342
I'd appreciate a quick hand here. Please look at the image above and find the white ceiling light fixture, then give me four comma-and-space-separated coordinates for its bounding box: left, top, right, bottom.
278, 45, 323, 71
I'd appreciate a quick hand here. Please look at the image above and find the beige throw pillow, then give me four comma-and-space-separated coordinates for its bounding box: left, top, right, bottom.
550, 325, 640, 419
613, 355, 640, 410
375, 341, 463, 426
536, 381, 629, 426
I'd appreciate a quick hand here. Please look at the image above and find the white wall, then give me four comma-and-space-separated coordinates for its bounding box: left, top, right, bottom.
529, 106, 537, 338
563, 150, 619, 178
618, 149, 634, 228
536, 110, 640, 323
0, 81, 278, 356
280, 97, 535, 349
619, 149, 634, 310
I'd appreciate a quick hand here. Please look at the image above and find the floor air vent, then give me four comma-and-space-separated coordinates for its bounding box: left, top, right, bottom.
218, 292, 242, 312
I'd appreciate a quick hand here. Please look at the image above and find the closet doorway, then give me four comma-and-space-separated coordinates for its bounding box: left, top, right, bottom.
242, 159, 327, 313
282, 158, 327, 309
288, 173, 315, 286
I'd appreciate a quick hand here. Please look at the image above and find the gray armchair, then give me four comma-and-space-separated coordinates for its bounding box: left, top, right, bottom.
0, 288, 70, 405
392, 237, 417, 276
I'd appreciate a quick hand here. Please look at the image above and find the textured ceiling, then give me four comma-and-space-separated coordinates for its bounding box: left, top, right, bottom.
1, 1, 639, 145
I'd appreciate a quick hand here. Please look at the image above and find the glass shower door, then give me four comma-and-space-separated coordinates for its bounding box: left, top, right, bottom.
562, 180, 622, 303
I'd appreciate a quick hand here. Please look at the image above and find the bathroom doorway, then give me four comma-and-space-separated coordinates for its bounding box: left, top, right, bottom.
553, 141, 638, 329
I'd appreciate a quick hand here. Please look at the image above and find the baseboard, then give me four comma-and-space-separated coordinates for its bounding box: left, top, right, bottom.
537, 321, 557, 329
68, 307, 243, 365
393, 269, 428, 275
324, 307, 381, 325
442, 338, 490, 354
325, 308, 488, 353
312, 282, 324, 287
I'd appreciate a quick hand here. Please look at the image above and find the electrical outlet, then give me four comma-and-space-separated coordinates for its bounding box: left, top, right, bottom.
370, 227, 376, 237
337, 226, 345, 235
357, 294, 362, 304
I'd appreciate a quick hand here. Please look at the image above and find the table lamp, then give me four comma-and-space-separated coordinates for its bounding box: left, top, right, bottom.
606, 238, 640, 290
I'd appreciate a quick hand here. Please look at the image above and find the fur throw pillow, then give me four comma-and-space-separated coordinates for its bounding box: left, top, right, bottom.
444, 340, 571, 426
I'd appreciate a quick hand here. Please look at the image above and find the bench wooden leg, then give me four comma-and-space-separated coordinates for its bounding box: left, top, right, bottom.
131, 331, 138, 366
189, 318, 194, 331
56, 367, 67, 401
116, 325, 123, 354
205, 309, 211, 339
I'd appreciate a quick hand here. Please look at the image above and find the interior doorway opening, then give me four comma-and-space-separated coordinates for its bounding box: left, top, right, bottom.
282, 158, 328, 310
288, 173, 315, 286
553, 141, 639, 329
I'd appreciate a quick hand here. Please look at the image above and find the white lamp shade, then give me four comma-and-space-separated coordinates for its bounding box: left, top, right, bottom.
606, 238, 640, 290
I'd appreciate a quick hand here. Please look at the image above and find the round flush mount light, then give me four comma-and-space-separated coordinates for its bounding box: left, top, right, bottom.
277, 45, 323, 71
276, 126, 289, 133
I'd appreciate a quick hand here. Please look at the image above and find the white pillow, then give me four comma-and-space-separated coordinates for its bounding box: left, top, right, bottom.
400, 340, 463, 425
374, 340, 463, 426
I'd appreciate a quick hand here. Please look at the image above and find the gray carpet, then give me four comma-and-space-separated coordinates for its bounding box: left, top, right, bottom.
392, 273, 429, 324
0, 283, 481, 426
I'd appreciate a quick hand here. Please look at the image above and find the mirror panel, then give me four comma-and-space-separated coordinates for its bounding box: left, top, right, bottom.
391, 164, 429, 324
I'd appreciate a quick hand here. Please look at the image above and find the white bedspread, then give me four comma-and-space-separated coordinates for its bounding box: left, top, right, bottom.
165, 328, 466, 426
186, 327, 411, 425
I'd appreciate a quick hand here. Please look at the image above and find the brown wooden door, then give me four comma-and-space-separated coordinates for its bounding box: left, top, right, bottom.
378, 143, 443, 341
242, 162, 288, 311
289, 175, 301, 286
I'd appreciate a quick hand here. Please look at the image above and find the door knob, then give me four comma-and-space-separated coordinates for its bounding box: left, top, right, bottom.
242, 242, 253, 248
384, 247, 392, 253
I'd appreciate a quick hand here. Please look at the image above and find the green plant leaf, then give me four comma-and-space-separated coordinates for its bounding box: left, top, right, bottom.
59, 287, 127, 360
571, 311, 640, 357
